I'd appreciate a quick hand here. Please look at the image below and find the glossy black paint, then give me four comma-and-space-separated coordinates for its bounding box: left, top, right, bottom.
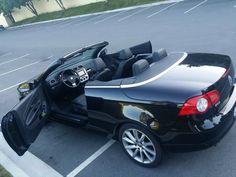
123, 53, 231, 103
85, 53, 235, 149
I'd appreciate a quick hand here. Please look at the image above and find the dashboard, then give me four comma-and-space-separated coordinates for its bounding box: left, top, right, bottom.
77, 67, 90, 83
46, 58, 97, 90
47, 66, 90, 88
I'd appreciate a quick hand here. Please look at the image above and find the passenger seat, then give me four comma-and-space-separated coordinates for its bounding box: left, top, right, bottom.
113, 49, 139, 79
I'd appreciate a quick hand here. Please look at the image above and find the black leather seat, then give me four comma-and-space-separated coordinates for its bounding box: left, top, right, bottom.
132, 59, 150, 76
92, 58, 112, 81
72, 94, 87, 115
94, 68, 112, 81
152, 48, 167, 62
135, 54, 153, 64
113, 49, 139, 79
135, 48, 168, 64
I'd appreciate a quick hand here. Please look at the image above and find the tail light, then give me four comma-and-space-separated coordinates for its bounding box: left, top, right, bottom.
179, 90, 220, 116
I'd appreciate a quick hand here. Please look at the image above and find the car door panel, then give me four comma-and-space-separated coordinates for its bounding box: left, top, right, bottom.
1, 84, 49, 156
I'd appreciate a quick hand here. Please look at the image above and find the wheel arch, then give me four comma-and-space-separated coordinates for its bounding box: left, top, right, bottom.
112, 119, 162, 143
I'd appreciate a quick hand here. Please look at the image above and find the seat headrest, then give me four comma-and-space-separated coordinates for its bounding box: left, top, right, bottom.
132, 59, 150, 76
152, 48, 167, 62
119, 48, 133, 60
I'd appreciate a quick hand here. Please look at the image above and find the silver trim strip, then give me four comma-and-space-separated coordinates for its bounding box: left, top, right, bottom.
85, 85, 120, 89
220, 84, 236, 116
85, 52, 188, 89
121, 52, 188, 88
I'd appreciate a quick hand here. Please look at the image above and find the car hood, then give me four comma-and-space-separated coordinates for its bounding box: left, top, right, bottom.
122, 53, 231, 103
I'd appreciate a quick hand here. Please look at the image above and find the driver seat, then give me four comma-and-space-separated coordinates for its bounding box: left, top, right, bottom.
94, 68, 112, 81
72, 94, 87, 115
92, 58, 112, 81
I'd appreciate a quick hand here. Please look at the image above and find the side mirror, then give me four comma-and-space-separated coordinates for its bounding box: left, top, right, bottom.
17, 83, 34, 99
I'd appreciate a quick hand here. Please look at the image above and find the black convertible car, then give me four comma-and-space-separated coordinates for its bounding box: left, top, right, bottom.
1, 41, 236, 167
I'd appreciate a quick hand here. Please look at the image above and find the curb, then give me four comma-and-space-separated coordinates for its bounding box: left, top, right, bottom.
0, 132, 63, 177
9, 0, 183, 30
0, 151, 30, 177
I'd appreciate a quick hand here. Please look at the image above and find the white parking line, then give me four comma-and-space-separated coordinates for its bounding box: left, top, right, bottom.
94, 11, 125, 24
118, 7, 151, 22
77, 14, 106, 25
0, 81, 25, 93
9, 0, 183, 29
0, 132, 63, 177
0, 62, 40, 77
0, 52, 12, 58
0, 54, 30, 66
60, 18, 86, 28
184, 0, 208, 14
67, 140, 115, 177
0, 56, 52, 78
147, 2, 180, 18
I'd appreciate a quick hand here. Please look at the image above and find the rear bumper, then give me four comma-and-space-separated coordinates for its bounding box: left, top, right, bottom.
164, 109, 235, 151
163, 84, 236, 151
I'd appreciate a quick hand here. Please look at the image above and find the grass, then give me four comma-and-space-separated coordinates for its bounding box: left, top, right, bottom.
14, 0, 164, 26
0, 165, 12, 177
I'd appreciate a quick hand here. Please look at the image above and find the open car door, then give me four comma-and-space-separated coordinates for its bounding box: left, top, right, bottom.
1, 84, 50, 156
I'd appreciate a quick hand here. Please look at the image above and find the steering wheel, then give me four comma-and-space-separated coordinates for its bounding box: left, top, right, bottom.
61, 69, 80, 88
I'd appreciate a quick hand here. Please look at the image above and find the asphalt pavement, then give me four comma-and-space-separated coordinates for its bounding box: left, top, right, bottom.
0, 0, 236, 177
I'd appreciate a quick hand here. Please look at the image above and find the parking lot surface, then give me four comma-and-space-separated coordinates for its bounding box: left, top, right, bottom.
0, 0, 236, 176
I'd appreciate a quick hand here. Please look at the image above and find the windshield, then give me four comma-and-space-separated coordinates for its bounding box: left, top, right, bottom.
48, 41, 108, 77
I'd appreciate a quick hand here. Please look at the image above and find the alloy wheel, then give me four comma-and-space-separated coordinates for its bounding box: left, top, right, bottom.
122, 128, 156, 164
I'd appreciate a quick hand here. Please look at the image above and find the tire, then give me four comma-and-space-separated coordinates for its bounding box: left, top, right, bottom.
119, 123, 162, 168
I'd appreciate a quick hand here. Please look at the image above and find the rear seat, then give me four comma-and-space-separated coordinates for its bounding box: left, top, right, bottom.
152, 48, 168, 62
132, 59, 150, 76
135, 48, 167, 64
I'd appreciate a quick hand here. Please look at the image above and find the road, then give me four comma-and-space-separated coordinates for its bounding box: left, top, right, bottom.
0, 0, 236, 177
